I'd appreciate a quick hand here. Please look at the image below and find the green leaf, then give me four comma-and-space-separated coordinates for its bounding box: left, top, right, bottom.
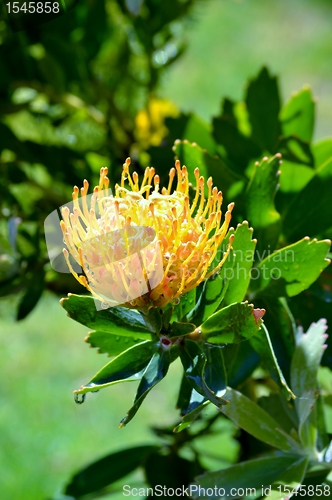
185, 247, 235, 325
120, 345, 178, 426
192, 454, 304, 499
258, 394, 298, 436
16, 268, 45, 320
245, 67, 281, 152
212, 114, 261, 173
254, 297, 296, 383
267, 456, 309, 500
168, 321, 196, 338
65, 445, 156, 498
60, 294, 152, 339
313, 138, 332, 168
145, 450, 198, 490
222, 221, 256, 306
138, 307, 163, 334
84, 330, 144, 357
174, 399, 210, 433
283, 156, 332, 241
74, 340, 158, 395
178, 289, 196, 321
221, 387, 300, 451
180, 340, 228, 407
224, 342, 260, 388
176, 373, 206, 416
199, 302, 265, 344
291, 319, 328, 447
245, 154, 282, 254
173, 139, 243, 199
280, 86, 315, 143
201, 344, 227, 399
250, 324, 295, 400
176, 373, 205, 416
254, 238, 331, 297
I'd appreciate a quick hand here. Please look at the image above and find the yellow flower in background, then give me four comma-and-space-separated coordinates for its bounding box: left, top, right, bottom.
60, 158, 234, 309
135, 98, 179, 148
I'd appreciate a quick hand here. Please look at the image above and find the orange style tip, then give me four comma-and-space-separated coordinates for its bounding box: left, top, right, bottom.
253, 308, 266, 323
227, 202, 235, 211
175, 159, 181, 168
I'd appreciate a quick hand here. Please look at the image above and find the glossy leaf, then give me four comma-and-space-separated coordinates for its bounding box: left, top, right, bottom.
173, 139, 242, 198
180, 340, 228, 407
283, 156, 332, 241
223, 342, 260, 388
74, 340, 158, 395
258, 394, 298, 436
254, 297, 296, 383
268, 456, 309, 500
201, 344, 227, 399
245, 154, 282, 253
168, 321, 196, 338
120, 345, 178, 426
199, 302, 265, 344
174, 399, 210, 433
212, 114, 261, 172
60, 294, 152, 339
280, 86, 315, 143
250, 324, 295, 400
223, 221, 256, 306
65, 445, 156, 498
192, 454, 303, 499
176, 373, 205, 416
245, 66, 281, 152
185, 248, 235, 325
221, 388, 300, 451
291, 319, 328, 447
84, 330, 144, 357
255, 237, 331, 297
313, 138, 332, 168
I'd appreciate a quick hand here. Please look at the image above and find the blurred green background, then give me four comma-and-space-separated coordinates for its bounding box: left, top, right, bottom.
1, 0, 332, 498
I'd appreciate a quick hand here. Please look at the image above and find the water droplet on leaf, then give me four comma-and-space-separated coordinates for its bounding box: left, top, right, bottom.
74, 394, 86, 404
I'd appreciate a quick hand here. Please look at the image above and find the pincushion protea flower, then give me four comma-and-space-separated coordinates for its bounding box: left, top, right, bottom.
60, 158, 234, 309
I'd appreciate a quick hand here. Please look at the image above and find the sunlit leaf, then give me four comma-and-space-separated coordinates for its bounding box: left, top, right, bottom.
254, 238, 331, 297
84, 330, 144, 357
245, 154, 281, 254
220, 387, 300, 452
74, 340, 158, 395
250, 324, 295, 400
199, 302, 265, 345
291, 319, 328, 447
192, 454, 304, 499
60, 294, 152, 339
120, 345, 178, 426
280, 86, 315, 143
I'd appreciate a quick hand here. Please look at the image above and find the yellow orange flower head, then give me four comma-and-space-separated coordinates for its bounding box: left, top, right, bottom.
60, 158, 234, 309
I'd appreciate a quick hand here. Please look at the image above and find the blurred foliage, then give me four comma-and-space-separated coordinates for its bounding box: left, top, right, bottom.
1, 2, 332, 499
0, 0, 204, 318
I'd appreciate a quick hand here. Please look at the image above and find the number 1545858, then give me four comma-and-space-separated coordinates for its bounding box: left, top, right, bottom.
6, 2, 60, 14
